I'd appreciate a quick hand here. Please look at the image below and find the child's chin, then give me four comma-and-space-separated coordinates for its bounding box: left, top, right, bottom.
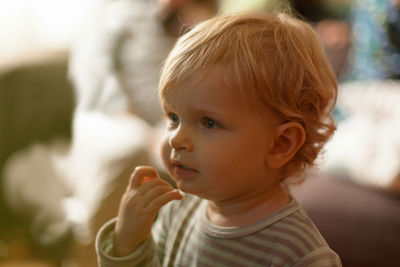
175, 181, 195, 195
176, 183, 210, 200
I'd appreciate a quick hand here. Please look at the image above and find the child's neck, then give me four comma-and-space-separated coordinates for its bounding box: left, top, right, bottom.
206, 185, 290, 227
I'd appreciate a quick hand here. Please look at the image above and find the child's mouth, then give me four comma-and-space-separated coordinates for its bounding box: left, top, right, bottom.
171, 162, 198, 177
176, 164, 196, 171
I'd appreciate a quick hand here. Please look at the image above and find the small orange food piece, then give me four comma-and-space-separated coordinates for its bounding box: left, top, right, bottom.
141, 176, 153, 185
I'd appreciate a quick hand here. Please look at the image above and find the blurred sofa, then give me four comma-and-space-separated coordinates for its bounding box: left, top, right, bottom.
0, 56, 75, 264
0, 56, 74, 184
0, 56, 74, 215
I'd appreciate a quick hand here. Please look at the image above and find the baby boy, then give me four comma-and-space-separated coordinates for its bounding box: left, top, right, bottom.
96, 11, 341, 266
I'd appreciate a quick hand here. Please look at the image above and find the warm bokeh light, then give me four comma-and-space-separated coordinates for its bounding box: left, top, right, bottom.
0, 0, 96, 67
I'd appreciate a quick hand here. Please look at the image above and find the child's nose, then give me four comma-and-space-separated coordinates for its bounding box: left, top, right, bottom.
168, 126, 193, 152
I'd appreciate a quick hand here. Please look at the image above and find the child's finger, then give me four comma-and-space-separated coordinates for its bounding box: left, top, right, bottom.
141, 184, 178, 208
136, 177, 173, 195
143, 189, 182, 212
128, 166, 159, 189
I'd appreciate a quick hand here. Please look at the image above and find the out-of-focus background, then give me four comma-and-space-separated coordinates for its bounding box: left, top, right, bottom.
0, 0, 399, 266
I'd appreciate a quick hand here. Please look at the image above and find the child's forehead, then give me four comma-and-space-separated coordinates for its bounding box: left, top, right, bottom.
162, 67, 248, 107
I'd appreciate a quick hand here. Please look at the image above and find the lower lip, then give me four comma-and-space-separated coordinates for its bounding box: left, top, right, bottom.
171, 165, 198, 178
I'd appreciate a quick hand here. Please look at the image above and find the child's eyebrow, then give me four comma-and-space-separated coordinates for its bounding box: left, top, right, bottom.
161, 102, 174, 111
189, 106, 231, 118
162, 102, 229, 118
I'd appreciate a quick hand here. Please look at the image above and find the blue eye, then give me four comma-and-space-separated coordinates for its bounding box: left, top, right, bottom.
168, 113, 179, 123
202, 118, 219, 129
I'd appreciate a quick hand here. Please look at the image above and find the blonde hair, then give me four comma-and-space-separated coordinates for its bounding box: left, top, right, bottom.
159, 12, 337, 180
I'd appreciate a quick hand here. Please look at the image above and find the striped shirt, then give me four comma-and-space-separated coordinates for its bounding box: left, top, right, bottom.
96, 194, 341, 266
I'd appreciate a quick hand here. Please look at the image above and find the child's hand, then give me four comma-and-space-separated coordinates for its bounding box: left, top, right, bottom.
113, 166, 182, 257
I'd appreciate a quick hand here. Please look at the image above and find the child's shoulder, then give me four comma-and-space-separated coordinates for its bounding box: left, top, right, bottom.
251, 198, 341, 265
262, 198, 332, 254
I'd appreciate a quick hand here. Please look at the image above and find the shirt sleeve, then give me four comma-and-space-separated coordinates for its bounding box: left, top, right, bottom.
294, 246, 342, 267
95, 218, 161, 267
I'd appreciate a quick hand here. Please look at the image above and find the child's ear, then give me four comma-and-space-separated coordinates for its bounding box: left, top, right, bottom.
266, 122, 306, 169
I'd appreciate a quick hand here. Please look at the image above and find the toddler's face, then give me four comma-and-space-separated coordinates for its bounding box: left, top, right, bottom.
160, 68, 282, 202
